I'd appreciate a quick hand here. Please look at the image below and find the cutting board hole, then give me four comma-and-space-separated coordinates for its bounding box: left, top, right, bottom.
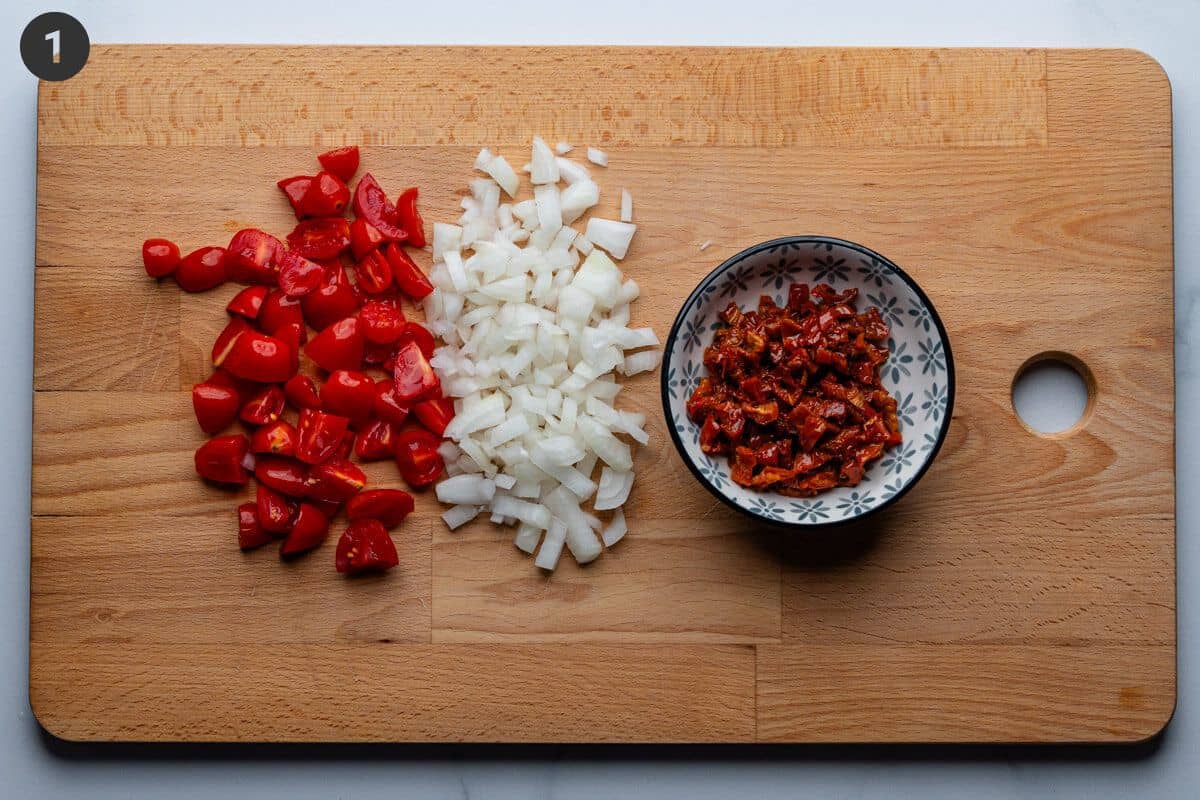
1011, 353, 1095, 437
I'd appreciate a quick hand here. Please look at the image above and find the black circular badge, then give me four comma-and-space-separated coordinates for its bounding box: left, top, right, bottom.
21, 12, 89, 81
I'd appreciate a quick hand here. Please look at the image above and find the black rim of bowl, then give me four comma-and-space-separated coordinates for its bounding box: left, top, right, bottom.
660, 235, 957, 530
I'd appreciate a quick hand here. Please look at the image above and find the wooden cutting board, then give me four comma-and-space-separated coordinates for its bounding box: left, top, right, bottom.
30, 46, 1174, 743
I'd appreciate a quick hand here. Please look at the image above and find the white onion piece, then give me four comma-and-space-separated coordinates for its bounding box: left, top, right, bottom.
555, 141, 573, 155
585, 218, 637, 260
622, 350, 661, 376
485, 155, 520, 197
559, 180, 600, 224
514, 523, 542, 553
587, 147, 608, 166
436, 475, 497, 506
601, 509, 628, 547
556, 157, 590, 184
429, 138, 658, 571
442, 504, 481, 530
474, 148, 494, 170
535, 518, 567, 570
530, 136, 560, 185
620, 189, 633, 222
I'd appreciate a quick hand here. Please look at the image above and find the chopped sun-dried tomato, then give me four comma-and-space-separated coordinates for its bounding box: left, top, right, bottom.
685, 282, 902, 496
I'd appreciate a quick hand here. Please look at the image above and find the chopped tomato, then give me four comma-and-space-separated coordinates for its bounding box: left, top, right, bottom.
352, 173, 408, 241
279, 503, 330, 557
296, 408, 351, 465
335, 519, 399, 574
317, 146, 359, 183
382, 242, 433, 299
237, 502, 273, 550
393, 187, 426, 247
321, 369, 376, 426
142, 238, 181, 278
277, 250, 326, 297
354, 419, 397, 461
221, 330, 295, 383
286, 217, 351, 260
225, 229, 282, 285
301, 264, 361, 330
346, 488, 414, 528
211, 317, 252, 368
394, 427, 444, 487
256, 484, 294, 534
277, 175, 313, 219
299, 171, 351, 217
412, 396, 455, 437
283, 374, 322, 410
304, 458, 367, 503
226, 285, 269, 319
359, 298, 406, 344
354, 249, 393, 294
398, 321, 436, 358
194, 434, 251, 485
250, 420, 298, 456
350, 217, 385, 261
258, 290, 306, 336
372, 379, 410, 427
305, 316, 365, 372
191, 377, 240, 434
175, 246, 227, 292
254, 456, 309, 497
239, 385, 286, 426
392, 340, 439, 403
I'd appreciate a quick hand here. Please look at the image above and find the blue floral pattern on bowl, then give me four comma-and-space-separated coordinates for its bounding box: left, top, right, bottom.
660, 236, 955, 527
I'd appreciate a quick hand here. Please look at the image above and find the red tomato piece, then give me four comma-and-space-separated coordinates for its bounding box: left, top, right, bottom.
372, 379, 410, 427
237, 502, 273, 550
305, 316, 365, 372
239, 384, 286, 426
194, 434, 251, 485
256, 484, 294, 535
359, 298, 406, 344
295, 408, 351, 465
335, 519, 399, 574
335, 429, 357, 459
222, 330, 295, 383
321, 370, 376, 425
355, 249, 393, 295
250, 420, 298, 456
317, 146, 360, 183
383, 242, 434, 299
225, 229, 283, 285
227, 285, 269, 319
354, 419, 397, 461
307, 498, 343, 520
277, 175, 313, 219
258, 290, 306, 337
352, 173, 408, 241
279, 503, 330, 558
277, 250, 326, 297
394, 427, 444, 487
393, 187, 426, 248
304, 458, 367, 503
412, 396, 455, 437
392, 340, 440, 403
301, 264, 361, 330
276, 321, 304, 375
142, 238, 181, 278
191, 378, 240, 434
284, 374, 322, 410
254, 456, 309, 497
362, 339, 395, 367
175, 246, 228, 292
349, 217, 385, 261
211, 317, 252, 368
346, 488, 415, 529
299, 171, 351, 217
286, 217, 351, 260
398, 321, 436, 359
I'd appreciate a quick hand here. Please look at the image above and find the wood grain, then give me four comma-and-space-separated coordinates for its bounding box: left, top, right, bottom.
757, 645, 1174, 743
29, 643, 756, 742
31, 46, 1174, 744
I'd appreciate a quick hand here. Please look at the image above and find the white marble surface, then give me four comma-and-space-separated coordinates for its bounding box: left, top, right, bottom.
2, 0, 1194, 797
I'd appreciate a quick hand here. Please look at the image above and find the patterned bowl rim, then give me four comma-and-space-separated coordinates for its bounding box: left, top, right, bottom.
660, 235, 957, 529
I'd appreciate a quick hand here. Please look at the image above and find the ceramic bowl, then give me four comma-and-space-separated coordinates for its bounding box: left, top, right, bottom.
660, 236, 954, 528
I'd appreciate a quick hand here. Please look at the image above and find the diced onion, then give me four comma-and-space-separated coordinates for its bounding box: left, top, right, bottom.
555, 141, 573, 155
428, 138, 658, 571
586, 147, 608, 166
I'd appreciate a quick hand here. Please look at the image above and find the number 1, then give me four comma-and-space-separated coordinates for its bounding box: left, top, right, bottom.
45, 29, 60, 64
